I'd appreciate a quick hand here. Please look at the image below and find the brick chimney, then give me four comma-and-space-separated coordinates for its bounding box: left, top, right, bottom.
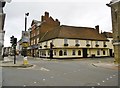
45, 12, 49, 18
95, 25, 99, 33
41, 15, 44, 21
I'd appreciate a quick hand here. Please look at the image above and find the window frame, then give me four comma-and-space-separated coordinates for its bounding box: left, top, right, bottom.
72, 50, 76, 55
78, 50, 81, 55
64, 38, 68, 44
64, 50, 67, 56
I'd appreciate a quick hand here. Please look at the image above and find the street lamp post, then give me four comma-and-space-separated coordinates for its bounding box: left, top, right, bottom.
23, 13, 29, 57
25, 13, 29, 32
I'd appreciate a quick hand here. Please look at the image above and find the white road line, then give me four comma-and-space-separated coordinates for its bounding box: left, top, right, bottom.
106, 78, 109, 80
40, 67, 50, 71
43, 79, 45, 81
97, 83, 100, 86
113, 75, 116, 76
102, 80, 105, 83
110, 76, 112, 78
34, 82, 37, 84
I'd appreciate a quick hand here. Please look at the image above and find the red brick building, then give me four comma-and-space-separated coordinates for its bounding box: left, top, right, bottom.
29, 12, 60, 57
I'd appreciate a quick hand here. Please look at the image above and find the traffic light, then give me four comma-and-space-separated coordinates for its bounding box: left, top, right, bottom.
13, 38, 17, 46
10, 36, 17, 46
10, 36, 14, 45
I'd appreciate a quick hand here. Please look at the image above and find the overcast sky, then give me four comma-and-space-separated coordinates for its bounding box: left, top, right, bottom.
3, 0, 112, 47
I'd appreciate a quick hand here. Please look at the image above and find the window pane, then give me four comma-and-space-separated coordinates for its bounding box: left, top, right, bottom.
75, 39, 79, 44
78, 50, 81, 55
97, 50, 100, 55
103, 50, 105, 55
54, 50, 56, 56
96, 41, 98, 44
64, 39, 68, 44
86, 40, 89, 44
59, 50, 63, 56
64, 50, 67, 56
72, 50, 76, 55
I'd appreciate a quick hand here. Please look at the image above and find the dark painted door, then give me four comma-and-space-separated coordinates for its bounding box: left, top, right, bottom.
109, 49, 113, 57
82, 48, 87, 58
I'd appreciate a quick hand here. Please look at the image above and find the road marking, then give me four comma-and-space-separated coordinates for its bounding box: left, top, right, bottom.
43, 79, 45, 81
102, 80, 105, 83
106, 78, 109, 80
40, 67, 50, 71
113, 75, 116, 77
34, 82, 37, 84
97, 83, 100, 86
110, 76, 112, 78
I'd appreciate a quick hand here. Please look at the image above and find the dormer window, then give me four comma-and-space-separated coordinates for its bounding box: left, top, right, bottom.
75, 39, 80, 46
64, 38, 68, 44
64, 38, 69, 46
40, 43, 42, 48
95, 41, 99, 47
86, 40, 90, 46
103, 41, 107, 47
96, 41, 98, 45
44, 41, 48, 47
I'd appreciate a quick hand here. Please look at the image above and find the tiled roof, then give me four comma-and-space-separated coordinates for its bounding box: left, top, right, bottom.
102, 32, 113, 38
39, 25, 108, 42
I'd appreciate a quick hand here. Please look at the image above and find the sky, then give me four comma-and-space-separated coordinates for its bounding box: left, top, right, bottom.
3, 0, 112, 47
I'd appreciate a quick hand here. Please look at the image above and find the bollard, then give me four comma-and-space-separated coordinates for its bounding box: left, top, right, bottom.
23, 57, 28, 65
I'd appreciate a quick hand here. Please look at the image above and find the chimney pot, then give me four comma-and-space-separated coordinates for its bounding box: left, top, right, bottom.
95, 25, 99, 33
45, 12, 49, 17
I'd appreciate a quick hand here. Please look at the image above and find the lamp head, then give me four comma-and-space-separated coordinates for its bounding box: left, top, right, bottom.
106, 3, 111, 7
25, 13, 29, 16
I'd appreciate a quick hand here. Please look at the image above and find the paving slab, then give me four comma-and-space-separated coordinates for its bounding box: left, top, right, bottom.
92, 62, 120, 70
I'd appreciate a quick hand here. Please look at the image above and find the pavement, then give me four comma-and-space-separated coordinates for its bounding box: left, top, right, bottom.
0, 57, 33, 68
0, 56, 120, 70
92, 62, 120, 70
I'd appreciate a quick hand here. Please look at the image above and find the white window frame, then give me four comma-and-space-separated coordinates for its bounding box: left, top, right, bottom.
64, 38, 68, 44
86, 40, 89, 44
96, 41, 99, 45
64, 50, 67, 56
75, 39, 79, 44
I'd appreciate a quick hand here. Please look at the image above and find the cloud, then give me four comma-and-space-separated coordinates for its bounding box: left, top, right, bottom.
3, 0, 112, 47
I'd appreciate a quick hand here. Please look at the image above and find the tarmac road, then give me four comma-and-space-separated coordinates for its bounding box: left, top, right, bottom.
2, 56, 119, 87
